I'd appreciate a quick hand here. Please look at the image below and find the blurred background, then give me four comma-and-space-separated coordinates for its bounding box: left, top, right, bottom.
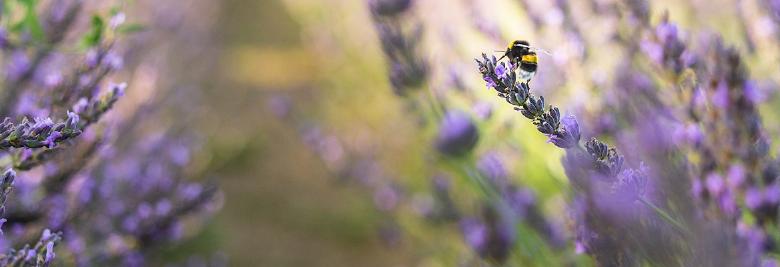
204, 0, 411, 266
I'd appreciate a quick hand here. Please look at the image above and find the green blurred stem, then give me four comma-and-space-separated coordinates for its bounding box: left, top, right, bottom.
441, 156, 506, 205
422, 85, 444, 120
639, 197, 690, 236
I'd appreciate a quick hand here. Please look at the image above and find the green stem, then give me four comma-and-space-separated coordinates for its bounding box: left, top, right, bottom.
639, 197, 690, 236
423, 85, 444, 120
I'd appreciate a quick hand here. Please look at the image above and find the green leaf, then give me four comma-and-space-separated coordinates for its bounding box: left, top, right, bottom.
14, 0, 45, 42
109, 6, 121, 16
116, 23, 145, 34
2, 0, 12, 20
81, 14, 105, 48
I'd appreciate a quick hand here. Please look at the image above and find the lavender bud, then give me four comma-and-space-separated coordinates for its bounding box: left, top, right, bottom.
494, 62, 508, 79
41, 229, 52, 241
72, 98, 88, 113
483, 75, 497, 88
369, 0, 412, 17
44, 241, 55, 262
523, 96, 545, 119
0, 169, 15, 216
24, 250, 36, 262
111, 82, 128, 96
549, 114, 581, 149
66, 111, 80, 128
586, 138, 609, 159
43, 131, 62, 148
388, 60, 427, 95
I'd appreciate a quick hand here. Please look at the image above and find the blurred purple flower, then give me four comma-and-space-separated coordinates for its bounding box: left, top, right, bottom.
705, 173, 725, 196
726, 164, 746, 188
472, 101, 493, 120
368, 0, 412, 17
435, 110, 479, 156
745, 187, 762, 210
477, 152, 508, 188
461, 218, 487, 252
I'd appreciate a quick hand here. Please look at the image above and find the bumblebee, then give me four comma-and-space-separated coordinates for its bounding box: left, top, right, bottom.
497, 40, 541, 82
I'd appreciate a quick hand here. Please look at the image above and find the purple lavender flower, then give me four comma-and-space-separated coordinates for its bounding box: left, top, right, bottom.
368, 0, 412, 17
727, 164, 746, 188
24, 250, 35, 262
548, 114, 580, 149
42, 131, 61, 148
472, 101, 493, 120
373, 184, 401, 211
672, 123, 703, 146
267, 95, 292, 119
712, 81, 730, 109
6, 51, 31, 82
0, 2, 220, 265
483, 75, 497, 88
44, 241, 54, 262
371, 4, 427, 96
612, 164, 648, 202
745, 187, 762, 210
494, 62, 508, 79
461, 218, 487, 252
459, 205, 516, 263
0, 169, 15, 216
718, 189, 738, 217
476, 152, 508, 188
435, 110, 479, 156
764, 183, 780, 204
705, 173, 725, 196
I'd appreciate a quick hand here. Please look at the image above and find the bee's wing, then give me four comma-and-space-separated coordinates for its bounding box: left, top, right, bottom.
513, 43, 553, 55
532, 48, 552, 56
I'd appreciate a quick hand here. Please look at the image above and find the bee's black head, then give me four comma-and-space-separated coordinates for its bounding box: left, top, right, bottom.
499, 40, 532, 62
511, 40, 531, 54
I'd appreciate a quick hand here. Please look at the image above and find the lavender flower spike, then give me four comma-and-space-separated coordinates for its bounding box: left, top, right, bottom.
368, 0, 413, 17
0, 115, 81, 150
475, 54, 581, 149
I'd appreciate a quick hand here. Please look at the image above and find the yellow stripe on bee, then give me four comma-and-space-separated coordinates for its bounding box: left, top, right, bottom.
521, 54, 537, 64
